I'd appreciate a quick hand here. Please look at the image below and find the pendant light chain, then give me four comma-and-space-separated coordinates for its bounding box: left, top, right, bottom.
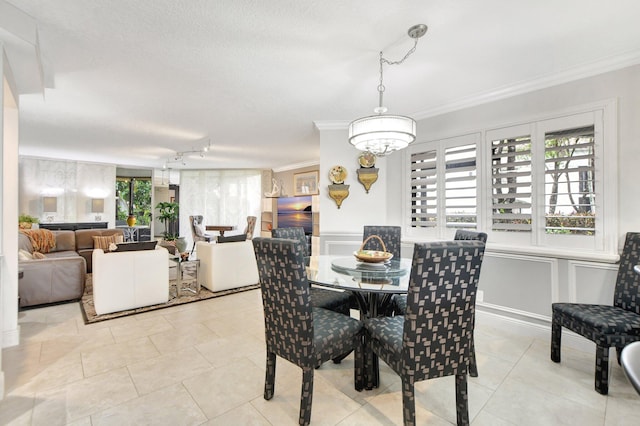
348, 24, 427, 156
377, 38, 420, 112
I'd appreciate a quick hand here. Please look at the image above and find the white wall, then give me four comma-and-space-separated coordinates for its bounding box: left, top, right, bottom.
316, 126, 390, 253
1, 47, 21, 400
316, 64, 640, 349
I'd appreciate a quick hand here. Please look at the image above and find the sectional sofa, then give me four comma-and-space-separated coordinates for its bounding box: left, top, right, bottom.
18, 228, 124, 308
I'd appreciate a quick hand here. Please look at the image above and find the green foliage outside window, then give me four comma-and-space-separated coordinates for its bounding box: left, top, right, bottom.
116, 178, 152, 225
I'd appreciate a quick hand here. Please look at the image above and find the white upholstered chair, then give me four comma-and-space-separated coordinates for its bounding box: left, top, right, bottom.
92, 246, 170, 315
196, 240, 259, 292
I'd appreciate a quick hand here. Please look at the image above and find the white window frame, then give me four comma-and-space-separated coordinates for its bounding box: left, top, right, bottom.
404, 132, 483, 241
403, 100, 618, 258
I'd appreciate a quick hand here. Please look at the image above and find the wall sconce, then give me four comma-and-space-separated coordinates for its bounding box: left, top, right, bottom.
43, 196, 58, 222
91, 198, 105, 221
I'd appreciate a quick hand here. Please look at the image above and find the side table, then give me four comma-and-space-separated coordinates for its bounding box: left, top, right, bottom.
169, 256, 201, 298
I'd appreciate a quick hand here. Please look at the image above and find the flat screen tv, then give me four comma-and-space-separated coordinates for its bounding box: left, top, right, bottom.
277, 196, 313, 235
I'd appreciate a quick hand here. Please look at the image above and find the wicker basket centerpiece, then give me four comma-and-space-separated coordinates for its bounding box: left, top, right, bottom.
354, 235, 394, 263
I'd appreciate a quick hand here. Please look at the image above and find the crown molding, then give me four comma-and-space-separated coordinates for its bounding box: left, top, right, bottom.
272, 160, 319, 173
313, 120, 349, 131
413, 49, 640, 120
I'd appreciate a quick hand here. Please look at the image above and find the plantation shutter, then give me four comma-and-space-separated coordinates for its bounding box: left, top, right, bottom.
445, 144, 477, 228
491, 136, 532, 231
544, 125, 595, 234
410, 149, 437, 227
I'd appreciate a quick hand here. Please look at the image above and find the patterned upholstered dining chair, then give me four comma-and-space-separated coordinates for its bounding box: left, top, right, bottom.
362, 226, 402, 316
272, 227, 354, 316
392, 229, 487, 378
252, 237, 364, 425
362, 225, 401, 259
552, 232, 640, 395
364, 241, 485, 426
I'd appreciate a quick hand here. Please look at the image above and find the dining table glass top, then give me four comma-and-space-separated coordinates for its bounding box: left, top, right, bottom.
306, 255, 412, 294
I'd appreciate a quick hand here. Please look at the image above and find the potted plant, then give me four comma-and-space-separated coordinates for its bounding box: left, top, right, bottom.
19, 214, 39, 229
156, 201, 187, 252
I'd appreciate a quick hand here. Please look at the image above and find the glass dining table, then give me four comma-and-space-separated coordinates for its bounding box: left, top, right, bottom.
307, 255, 412, 317
306, 255, 412, 388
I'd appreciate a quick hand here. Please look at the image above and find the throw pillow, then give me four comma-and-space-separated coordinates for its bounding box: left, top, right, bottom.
32, 252, 46, 259
93, 235, 124, 250
18, 249, 33, 261
217, 234, 247, 243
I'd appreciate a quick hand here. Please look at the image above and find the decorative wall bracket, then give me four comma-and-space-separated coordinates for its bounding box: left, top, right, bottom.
328, 184, 350, 209
357, 167, 379, 193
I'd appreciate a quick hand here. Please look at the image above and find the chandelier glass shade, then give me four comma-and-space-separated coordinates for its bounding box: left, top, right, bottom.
349, 24, 426, 156
348, 114, 416, 156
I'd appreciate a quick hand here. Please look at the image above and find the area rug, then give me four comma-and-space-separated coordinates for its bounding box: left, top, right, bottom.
80, 273, 259, 324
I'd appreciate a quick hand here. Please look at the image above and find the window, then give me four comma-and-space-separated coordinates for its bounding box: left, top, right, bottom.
445, 144, 477, 229
405, 104, 615, 254
410, 149, 437, 228
408, 133, 479, 239
543, 126, 595, 235
491, 135, 532, 232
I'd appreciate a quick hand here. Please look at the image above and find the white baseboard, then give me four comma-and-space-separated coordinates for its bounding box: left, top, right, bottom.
476, 305, 596, 354
2, 325, 20, 348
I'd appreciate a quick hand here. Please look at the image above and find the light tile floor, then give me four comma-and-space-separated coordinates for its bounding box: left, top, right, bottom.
2, 290, 640, 425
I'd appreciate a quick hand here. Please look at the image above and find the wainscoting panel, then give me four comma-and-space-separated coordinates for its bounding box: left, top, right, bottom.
478, 252, 557, 318
567, 260, 618, 304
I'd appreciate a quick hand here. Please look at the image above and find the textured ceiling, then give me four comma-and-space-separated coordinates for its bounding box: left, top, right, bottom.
3, 0, 640, 170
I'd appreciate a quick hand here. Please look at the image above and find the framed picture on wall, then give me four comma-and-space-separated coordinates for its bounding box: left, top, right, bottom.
293, 171, 319, 196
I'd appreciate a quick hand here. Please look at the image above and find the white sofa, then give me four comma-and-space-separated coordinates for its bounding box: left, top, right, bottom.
196, 240, 259, 292
92, 246, 169, 315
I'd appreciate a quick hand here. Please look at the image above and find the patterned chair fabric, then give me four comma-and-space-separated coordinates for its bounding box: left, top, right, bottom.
252, 237, 364, 425
189, 215, 213, 254
364, 241, 485, 426
272, 227, 354, 317
551, 232, 640, 395
363, 226, 402, 315
362, 225, 401, 259
393, 229, 487, 378
272, 226, 309, 256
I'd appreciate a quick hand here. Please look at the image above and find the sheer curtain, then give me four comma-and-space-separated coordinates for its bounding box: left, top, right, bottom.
179, 170, 262, 250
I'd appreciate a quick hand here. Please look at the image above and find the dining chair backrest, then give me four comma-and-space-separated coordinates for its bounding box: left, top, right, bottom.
403, 240, 485, 380
244, 216, 257, 240
363, 226, 401, 259
271, 227, 308, 257
189, 215, 205, 237
614, 232, 640, 314
253, 237, 314, 366
454, 229, 488, 244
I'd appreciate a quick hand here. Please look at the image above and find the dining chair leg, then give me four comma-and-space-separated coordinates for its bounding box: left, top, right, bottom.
264, 352, 276, 400
550, 315, 562, 363
300, 367, 314, 426
401, 377, 416, 426
595, 345, 609, 395
365, 335, 376, 390
455, 374, 470, 426
354, 333, 364, 391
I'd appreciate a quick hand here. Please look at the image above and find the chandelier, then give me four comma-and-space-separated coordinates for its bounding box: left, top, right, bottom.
349, 24, 427, 156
